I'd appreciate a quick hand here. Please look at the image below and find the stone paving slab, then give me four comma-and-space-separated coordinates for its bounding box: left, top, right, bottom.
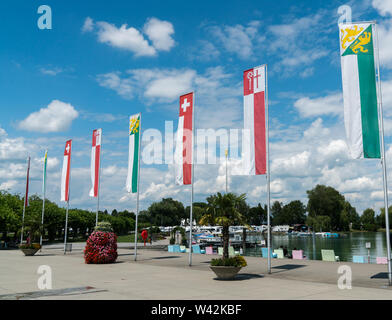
1, 248, 392, 300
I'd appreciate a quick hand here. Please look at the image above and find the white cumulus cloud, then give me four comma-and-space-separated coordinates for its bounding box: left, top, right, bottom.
372, 0, 392, 16
143, 17, 175, 51
18, 100, 79, 133
210, 21, 262, 59
98, 68, 196, 102
84, 17, 175, 57
96, 72, 134, 99
96, 21, 156, 56
294, 93, 343, 118
82, 17, 94, 33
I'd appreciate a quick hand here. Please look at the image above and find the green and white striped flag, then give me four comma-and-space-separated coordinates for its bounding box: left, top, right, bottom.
339, 22, 380, 159
126, 113, 141, 193
42, 150, 48, 194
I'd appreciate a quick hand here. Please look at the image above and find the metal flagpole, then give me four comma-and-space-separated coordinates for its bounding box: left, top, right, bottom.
40, 150, 47, 251
40, 195, 45, 250
189, 171, 194, 266
134, 114, 142, 261
225, 149, 228, 193
21, 204, 26, 244
189, 93, 195, 267
374, 22, 392, 285
64, 143, 72, 255
20, 156, 30, 244
96, 188, 99, 227
265, 65, 271, 274
96, 130, 102, 227
64, 200, 69, 255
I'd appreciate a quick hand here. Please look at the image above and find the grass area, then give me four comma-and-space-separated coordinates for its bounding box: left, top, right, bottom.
116, 234, 167, 243
117, 235, 148, 243
41, 235, 143, 243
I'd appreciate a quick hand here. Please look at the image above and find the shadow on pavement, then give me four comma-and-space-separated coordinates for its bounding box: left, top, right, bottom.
272, 264, 307, 270
0, 286, 107, 300
213, 273, 264, 281
271, 264, 307, 274
151, 256, 181, 260
371, 272, 388, 279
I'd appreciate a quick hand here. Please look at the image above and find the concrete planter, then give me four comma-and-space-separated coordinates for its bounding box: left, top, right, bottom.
20, 248, 39, 256
210, 266, 242, 280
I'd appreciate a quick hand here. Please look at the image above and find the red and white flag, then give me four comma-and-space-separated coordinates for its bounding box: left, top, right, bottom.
24, 156, 31, 207
89, 129, 102, 197
175, 92, 194, 185
243, 65, 267, 175
61, 140, 72, 202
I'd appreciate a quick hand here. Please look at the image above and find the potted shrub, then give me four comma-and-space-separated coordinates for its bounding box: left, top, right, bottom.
19, 243, 41, 256
19, 213, 42, 256
210, 256, 247, 280
199, 192, 250, 279
84, 221, 118, 264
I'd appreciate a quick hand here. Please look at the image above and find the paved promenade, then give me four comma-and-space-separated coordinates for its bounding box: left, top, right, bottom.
1, 247, 392, 300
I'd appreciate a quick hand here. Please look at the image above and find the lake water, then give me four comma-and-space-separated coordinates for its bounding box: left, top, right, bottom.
244, 232, 390, 263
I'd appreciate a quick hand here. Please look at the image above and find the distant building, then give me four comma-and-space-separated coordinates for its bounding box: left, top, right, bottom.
272, 225, 290, 232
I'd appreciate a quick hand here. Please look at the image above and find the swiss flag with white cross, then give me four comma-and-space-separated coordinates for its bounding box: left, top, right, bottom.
61, 140, 72, 201
175, 92, 194, 185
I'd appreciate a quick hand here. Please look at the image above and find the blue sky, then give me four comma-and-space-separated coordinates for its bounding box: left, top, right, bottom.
1, 0, 392, 215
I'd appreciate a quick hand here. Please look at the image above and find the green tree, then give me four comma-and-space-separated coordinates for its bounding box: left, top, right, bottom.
118, 210, 135, 220
43, 200, 65, 241
306, 215, 331, 232
199, 192, 248, 259
378, 206, 392, 229
271, 201, 283, 225
361, 208, 378, 231
185, 205, 206, 227
0, 191, 21, 237
341, 201, 360, 231
137, 210, 151, 226
307, 185, 345, 230
22, 195, 45, 242
148, 198, 186, 226
280, 200, 306, 225
248, 203, 267, 225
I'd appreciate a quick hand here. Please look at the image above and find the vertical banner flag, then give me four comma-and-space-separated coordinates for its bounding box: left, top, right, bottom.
89, 129, 102, 197
42, 150, 48, 193
126, 114, 141, 193
25, 156, 31, 207
175, 92, 194, 185
339, 23, 380, 159
61, 140, 72, 202
243, 65, 267, 175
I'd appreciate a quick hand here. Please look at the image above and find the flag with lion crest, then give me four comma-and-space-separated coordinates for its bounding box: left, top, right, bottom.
339, 22, 380, 159
126, 113, 141, 193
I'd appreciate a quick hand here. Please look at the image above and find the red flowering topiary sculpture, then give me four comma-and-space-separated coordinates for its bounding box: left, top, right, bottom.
84, 222, 118, 264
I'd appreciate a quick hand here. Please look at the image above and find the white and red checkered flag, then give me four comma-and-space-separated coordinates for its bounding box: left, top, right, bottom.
175, 92, 194, 185
61, 140, 72, 202
243, 65, 267, 175
89, 129, 102, 197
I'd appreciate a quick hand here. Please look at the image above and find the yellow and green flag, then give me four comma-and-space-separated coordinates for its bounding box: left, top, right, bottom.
126, 113, 141, 193
339, 22, 380, 159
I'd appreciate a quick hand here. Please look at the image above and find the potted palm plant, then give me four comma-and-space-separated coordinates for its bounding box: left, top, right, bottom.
199, 192, 249, 279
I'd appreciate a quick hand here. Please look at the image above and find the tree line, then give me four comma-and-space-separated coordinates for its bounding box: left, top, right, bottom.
1, 184, 391, 242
